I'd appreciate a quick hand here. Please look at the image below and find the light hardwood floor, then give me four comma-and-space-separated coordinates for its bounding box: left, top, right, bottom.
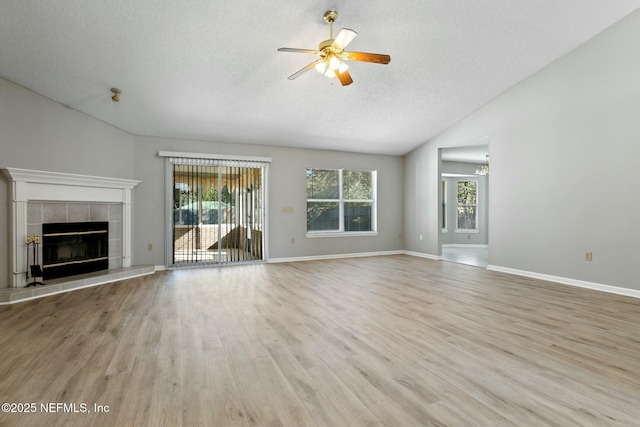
441, 245, 489, 268
0, 255, 638, 426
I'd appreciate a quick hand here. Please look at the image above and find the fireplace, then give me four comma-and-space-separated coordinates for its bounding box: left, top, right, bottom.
3, 167, 141, 288
42, 222, 109, 280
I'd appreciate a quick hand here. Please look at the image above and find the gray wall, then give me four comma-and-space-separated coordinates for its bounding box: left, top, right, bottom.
0, 76, 403, 286
404, 10, 640, 291
404, 142, 440, 257
132, 136, 404, 266
0, 77, 136, 287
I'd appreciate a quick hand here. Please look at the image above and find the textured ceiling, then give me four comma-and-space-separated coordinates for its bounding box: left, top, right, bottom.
1, 1, 639, 156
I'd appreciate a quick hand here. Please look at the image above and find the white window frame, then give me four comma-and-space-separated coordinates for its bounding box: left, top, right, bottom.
306, 168, 378, 238
455, 179, 480, 233
441, 180, 448, 233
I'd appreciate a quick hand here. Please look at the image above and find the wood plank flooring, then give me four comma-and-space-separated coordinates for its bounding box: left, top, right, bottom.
441, 245, 489, 268
0, 255, 638, 426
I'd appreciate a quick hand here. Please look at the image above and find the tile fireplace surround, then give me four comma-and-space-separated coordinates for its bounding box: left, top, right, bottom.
2, 168, 153, 304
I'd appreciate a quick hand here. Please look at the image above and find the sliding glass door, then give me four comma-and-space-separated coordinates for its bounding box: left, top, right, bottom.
169, 157, 266, 266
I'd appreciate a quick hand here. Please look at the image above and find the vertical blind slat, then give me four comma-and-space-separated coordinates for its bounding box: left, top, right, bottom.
172, 159, 265, 266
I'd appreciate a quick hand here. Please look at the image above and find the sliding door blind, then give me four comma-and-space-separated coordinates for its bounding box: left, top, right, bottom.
169, 156, 266, 265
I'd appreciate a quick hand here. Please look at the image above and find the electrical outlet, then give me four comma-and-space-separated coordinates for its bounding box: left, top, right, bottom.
419, 235, 423, 241
148, 243, 153, 251
585, 252, 592, 261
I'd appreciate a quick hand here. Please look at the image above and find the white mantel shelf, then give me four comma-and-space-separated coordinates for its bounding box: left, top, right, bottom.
3, 168, 141, 189
2, 167, 141, 288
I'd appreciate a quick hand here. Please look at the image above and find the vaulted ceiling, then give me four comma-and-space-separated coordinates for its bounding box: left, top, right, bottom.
1, 1, 639, 156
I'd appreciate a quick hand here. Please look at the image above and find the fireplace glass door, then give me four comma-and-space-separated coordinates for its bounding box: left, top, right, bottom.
171, 159, 265, 266
42, 221, 109, 280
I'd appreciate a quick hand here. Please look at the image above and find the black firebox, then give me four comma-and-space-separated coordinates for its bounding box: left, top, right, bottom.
42, 222, 109, 280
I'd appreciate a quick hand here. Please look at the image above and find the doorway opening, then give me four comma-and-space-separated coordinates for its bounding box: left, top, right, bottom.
440, 145, 489, 268
169, 157, 267, 266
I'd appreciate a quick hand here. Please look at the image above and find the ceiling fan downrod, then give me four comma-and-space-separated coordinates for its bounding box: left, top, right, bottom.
323, 10, 338, 40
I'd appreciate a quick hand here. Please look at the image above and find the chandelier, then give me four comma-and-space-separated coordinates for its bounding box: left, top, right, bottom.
475, 155, 489, 175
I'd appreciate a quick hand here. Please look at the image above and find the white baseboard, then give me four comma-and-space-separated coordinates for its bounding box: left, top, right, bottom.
402, 250, 441, 260
154, 265, 167, 271
487, 265, 640, 299
262, 251, 639, 300
268, 250, 404, 264
442, 244, 489, 248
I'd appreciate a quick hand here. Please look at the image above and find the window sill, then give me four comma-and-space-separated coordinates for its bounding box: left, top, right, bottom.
454, 229, 480, 234
306, 231, 378, 238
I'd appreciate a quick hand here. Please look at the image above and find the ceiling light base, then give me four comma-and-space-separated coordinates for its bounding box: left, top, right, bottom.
323, 10, 338, 24
110, 88, 121, 102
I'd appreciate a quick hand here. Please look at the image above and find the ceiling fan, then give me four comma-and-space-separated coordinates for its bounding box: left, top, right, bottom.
278, 10, 391, 86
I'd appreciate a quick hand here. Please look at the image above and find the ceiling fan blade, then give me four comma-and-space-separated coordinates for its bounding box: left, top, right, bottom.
335, 69, 353, 86
278, 48, 320, 55
331, 28, 357, 49
345, 51, 391, 64
287, 59, 322, 80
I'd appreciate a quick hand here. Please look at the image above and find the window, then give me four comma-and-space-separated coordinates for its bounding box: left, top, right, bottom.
456, 180, 477, 230
441, 180, 447, 231
306, 168, 377, 235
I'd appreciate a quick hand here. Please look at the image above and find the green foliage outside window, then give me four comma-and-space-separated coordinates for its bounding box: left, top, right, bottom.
457, 180, 477, 230
306, 168, 375, 232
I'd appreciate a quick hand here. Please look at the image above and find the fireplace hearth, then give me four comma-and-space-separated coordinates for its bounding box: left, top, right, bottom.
42, 222, 109, 280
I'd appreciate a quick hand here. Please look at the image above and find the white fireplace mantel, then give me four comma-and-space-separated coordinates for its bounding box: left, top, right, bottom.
3, 168, 141, 287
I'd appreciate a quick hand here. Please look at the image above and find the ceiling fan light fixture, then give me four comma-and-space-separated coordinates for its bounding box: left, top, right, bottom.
338, 62, 349, 73
328, 56, 341, 70
315, 61, 328, 74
